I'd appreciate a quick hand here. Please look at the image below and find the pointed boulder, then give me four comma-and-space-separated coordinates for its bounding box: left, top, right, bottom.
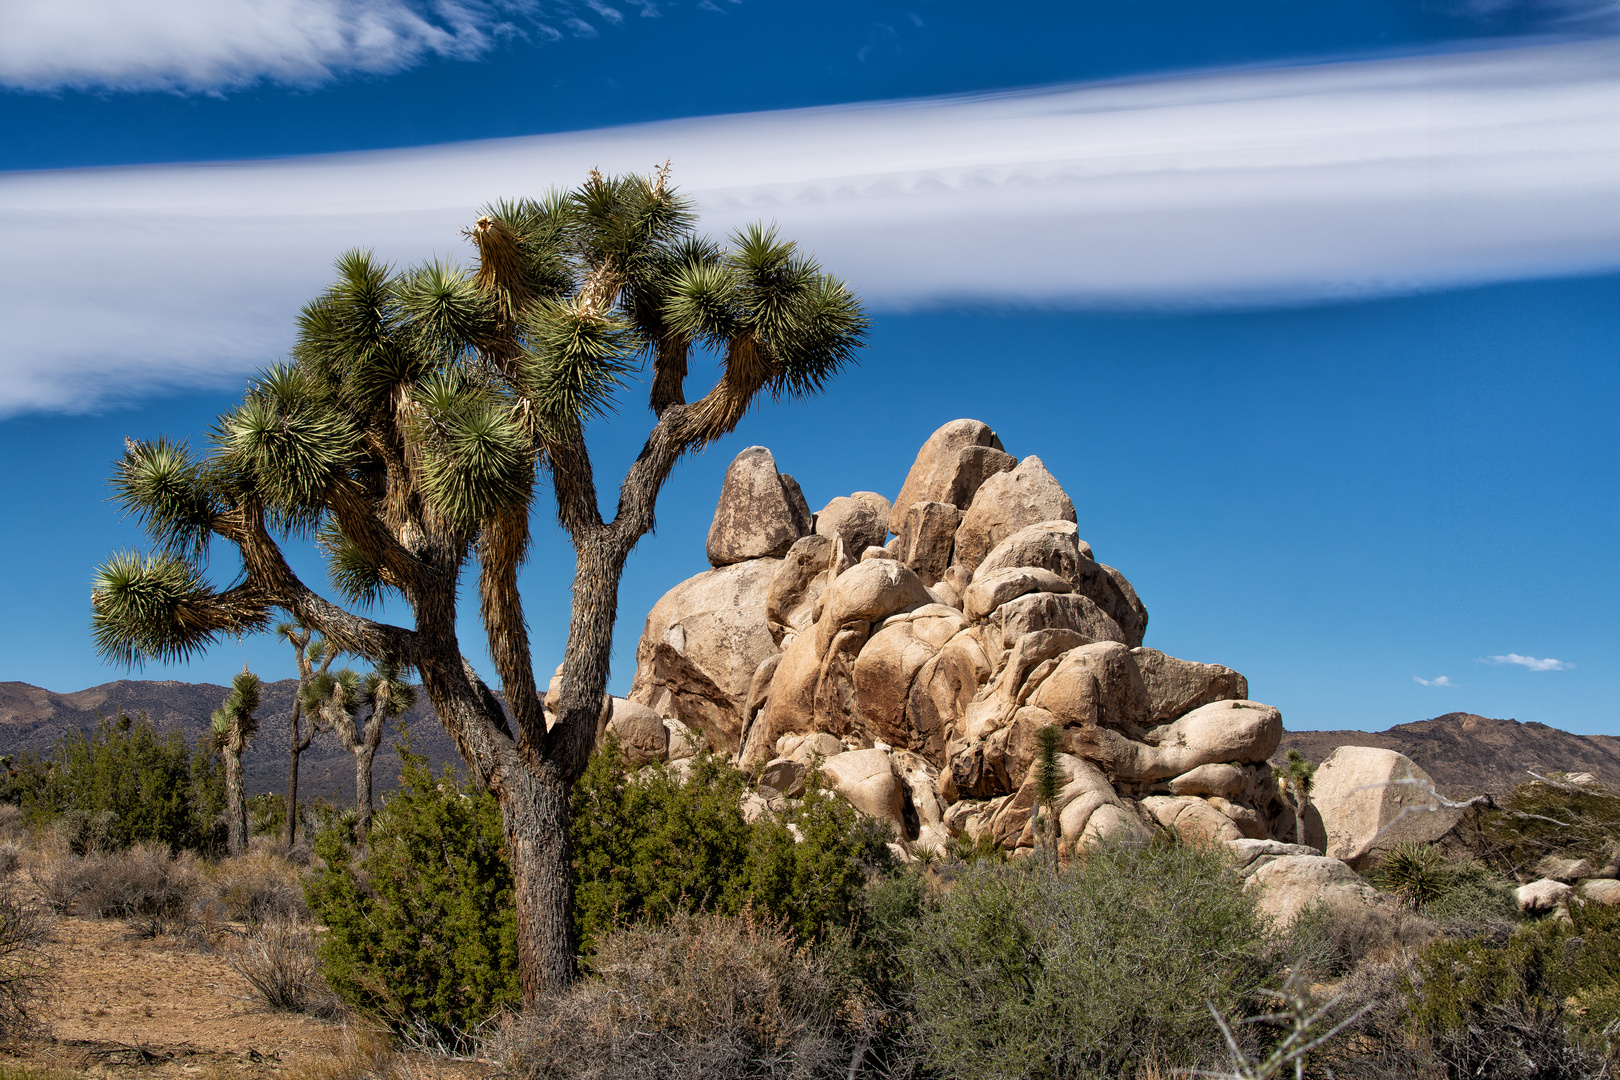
706, 446, 811, 567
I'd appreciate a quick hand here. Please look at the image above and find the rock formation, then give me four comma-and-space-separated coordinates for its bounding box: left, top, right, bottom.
625, 422, 1311, 860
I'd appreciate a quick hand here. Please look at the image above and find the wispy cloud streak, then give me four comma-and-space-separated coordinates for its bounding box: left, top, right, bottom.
1413, 675, 1456, 687
0, 0, 645, 92
1479, 654, 1577, 671
1, 38, 1617, 413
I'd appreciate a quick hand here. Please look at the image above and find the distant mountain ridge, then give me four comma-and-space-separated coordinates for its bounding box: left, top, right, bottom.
4, 680, 1614, 805
1276, 712, 1620, 799
0, 678, 464, 802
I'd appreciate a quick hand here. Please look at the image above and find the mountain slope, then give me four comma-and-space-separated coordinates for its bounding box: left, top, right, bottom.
1276, 712, 1620, 799
0, 678, 465, 802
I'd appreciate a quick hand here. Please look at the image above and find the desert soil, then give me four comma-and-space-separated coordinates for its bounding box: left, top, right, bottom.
7, 911, 489, 1079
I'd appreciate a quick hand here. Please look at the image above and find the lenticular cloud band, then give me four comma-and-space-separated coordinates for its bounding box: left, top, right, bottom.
1, 37, 1618, 414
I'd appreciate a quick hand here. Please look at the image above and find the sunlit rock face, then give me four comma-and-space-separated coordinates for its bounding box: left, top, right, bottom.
623, 419, 1383, 894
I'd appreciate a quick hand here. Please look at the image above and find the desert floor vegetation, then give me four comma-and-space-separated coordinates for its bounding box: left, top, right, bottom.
4, 721, 1620, 1079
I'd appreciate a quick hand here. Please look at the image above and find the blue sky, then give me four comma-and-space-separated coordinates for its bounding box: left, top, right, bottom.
1, 0, 1616, 734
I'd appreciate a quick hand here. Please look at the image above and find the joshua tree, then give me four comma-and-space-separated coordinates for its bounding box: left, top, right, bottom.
89, 167, 864, 1000
303, 663, 415, 842
1280, 749, 1317, 845
276, 620, 338, 847
1033, 724, 1063, 871
211, 667, 261, 857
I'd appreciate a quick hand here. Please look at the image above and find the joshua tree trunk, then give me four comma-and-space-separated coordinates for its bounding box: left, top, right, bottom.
354, 742, 377, 842
284, 697, 313, 848
499, 765, 576, 1002
224, 735, 247, 857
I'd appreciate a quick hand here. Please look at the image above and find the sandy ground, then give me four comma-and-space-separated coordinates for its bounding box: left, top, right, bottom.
10, 911, 491, 1079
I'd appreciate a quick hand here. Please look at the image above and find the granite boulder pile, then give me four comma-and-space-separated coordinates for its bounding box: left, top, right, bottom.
626, 419, 1301, 858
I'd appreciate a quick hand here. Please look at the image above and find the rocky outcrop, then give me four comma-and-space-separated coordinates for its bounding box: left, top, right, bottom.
887, 419, 1014, 537
628, 421, 1306, 856
1245, 854, 1381, 926
953, 457, 1077, 575
628, 559, 780, 753
1306, 746, 1461, 869
706, 446, 811, 567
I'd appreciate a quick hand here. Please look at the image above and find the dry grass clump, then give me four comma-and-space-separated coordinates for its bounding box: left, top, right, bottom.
285, 1026, 405, 1080
1308, 894, 1439, 977
78, 843, 200, 937
209, 849, 309, 926
490, 911, 853, 1080
227, 917, 341, 1017
0, 881, 53, 1040
30, 842, 200, 937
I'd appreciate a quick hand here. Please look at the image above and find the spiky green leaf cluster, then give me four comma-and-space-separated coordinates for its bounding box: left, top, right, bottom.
211, 669, 261, 744
91, 552, 250, 667
664, 222, 865, 399
413, 372, 533, 529
216, 364, 358, 534
111, 436, 217, 561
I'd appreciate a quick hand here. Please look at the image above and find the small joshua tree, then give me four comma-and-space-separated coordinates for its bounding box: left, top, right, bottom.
276, 620, 339, 847
212, 668, 261, 857
303, 664, 416, 842
1280, 749, 1317, 846
1033, 724, 1063, 870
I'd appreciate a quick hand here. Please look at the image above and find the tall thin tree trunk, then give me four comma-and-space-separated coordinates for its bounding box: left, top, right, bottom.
225, 744, 246, 857
285, 698, 307, 848
354, 744, 376, 843
499, 762, 576, 1001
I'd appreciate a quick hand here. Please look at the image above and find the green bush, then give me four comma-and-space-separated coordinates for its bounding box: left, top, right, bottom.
1460, 777, 1620, 878
570, 745, 891, 953
902, 837, 1279, 1080
1365, 842, 1519, 936
36, 713, 224, 854
1408, 901, 1620, 1079
308, 741, 897, 1038
304, 748, 519, 1040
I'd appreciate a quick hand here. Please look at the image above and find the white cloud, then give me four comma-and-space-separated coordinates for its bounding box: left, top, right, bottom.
1, 38, 1618, 413
1413, 676, 1456, 687
1479, 654, 1577, 671
0, 0, 653, 92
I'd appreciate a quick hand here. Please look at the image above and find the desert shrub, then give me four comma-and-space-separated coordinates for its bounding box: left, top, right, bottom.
494, 911, 853, 1080
77, 842, 201, 936
35, 713, 225, 854
210, 851, 309, 925
309, 742, 896, 1041
0, 882, 52, 1039
902, 837, 1278, 1080
1299, 893, 1438, 978
0, 843, 20, 879
285, 1026, 405, 1080
304, 751, 520, 1041
0, 758, 51, 817
1407, 901, 1620, 1079
1459, 776, 1620, 878
247, 793, 287, 839
53, 808, 118, 856
571, 745, 891, 954
228, 918, 338, 1015
0, 805, 23, 841
32, 849, 91, 914
1425, 863, 1520, 939
1365, 843, 1519, 937
1367, 841, 1454, 908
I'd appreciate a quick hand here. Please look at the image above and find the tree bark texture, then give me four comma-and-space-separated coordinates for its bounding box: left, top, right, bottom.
497, 762, 576, 1002
225, 745, 246, 857
284, 697, 312, 848
354, 744, 376, 843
